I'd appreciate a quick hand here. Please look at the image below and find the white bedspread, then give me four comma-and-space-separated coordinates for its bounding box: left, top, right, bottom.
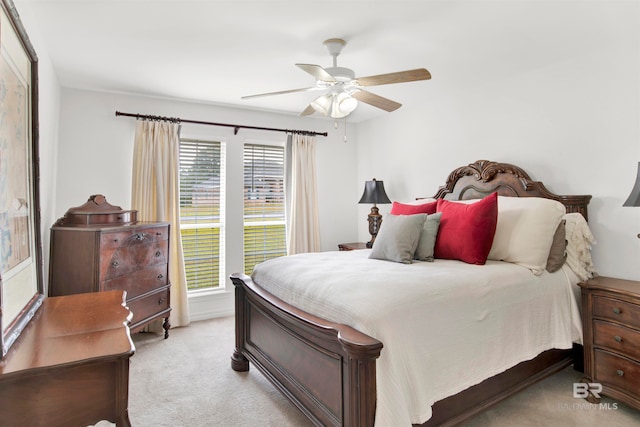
251, 250, 582, 426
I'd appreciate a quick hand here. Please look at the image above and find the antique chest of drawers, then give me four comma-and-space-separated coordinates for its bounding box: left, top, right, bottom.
579, 276, 640, 411
48, 195, 171, 338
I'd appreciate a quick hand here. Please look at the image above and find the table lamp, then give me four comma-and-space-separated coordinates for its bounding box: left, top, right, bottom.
358, 178, 391, 248
623, 161, 640, 238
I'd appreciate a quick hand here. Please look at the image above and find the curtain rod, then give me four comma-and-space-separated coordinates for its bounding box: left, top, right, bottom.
115, 111, 328, 137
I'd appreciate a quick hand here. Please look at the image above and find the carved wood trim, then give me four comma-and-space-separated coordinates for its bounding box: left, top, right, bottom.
433, 160, 592, 220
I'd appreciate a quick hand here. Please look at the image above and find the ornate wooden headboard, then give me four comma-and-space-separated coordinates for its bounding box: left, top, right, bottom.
432, 160, 592, 220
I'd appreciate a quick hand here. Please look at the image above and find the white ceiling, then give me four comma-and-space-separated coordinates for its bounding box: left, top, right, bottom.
17, 0, 617, 122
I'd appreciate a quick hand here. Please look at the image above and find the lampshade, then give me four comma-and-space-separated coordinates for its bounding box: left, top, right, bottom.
358, 179, 391, 205
331, 92, 357, 118
623, 162, 640, 207
310, 94, 332, 116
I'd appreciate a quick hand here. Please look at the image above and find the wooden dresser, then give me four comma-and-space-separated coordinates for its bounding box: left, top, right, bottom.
0, 291, 134, 427
579, 276, 640, 411
49, 195, 171, 338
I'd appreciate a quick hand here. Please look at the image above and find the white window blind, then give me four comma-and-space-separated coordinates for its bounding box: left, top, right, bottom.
179, 138, 225, 290
243, 143, 286, 274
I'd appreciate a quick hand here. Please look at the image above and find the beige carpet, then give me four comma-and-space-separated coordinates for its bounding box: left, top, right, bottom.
119, 316, 640, 426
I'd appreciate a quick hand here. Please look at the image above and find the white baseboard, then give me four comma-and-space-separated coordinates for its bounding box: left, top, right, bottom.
188, 289, 234, 322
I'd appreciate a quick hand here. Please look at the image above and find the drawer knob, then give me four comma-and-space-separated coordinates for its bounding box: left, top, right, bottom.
158, 298, 164, 305
613, 307, 622, 315
617, 369, 624, 377
111, 260, 119, 267
155, 251, 162, 257
157, 274, 164, 280
614, 335, 623, 343
135, 233, 145, 241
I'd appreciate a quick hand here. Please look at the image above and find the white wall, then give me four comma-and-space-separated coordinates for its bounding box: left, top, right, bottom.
355, 1, 640, 281
56, 88, 359, 318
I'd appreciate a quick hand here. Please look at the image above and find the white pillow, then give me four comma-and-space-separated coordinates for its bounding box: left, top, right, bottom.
487, 196, 566, 275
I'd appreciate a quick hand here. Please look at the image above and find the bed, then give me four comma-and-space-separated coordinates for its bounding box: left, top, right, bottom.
230, 160, 593, 426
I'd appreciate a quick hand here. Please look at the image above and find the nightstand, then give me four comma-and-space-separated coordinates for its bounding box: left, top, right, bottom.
579, 276, 640, 411
338, 242, 368, 251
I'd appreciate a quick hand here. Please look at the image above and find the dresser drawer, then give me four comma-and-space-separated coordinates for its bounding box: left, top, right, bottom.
102, 264, 168, 299
102, 240, 168, 280
594, 350, 640, 398
128, 288, 170, 329
593, 296, 640, 327
100, 226, 168, 251
593, 320, 640, 360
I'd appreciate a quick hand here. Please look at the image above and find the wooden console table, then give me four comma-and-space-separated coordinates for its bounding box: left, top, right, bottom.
0, 290, 135, 427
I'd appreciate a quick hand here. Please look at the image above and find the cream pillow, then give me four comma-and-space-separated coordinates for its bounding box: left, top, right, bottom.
487, 196, 566, 275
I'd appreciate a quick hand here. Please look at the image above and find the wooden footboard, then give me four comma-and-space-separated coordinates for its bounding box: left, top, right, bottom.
230, 273, 383, 426
231, 272, 578, 427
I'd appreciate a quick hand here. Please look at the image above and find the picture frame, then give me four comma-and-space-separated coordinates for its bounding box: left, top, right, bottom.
0, 0, 43, 358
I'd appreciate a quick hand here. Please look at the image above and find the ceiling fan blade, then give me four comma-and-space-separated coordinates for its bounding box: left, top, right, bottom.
296, 64, 336, 82
352, 90, 402, 112
356, 68, 431, 87
299, 105, 316, 116
241, 86, 318, 99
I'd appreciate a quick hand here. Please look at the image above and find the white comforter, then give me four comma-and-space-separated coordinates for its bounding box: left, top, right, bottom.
251, 250, 583, 426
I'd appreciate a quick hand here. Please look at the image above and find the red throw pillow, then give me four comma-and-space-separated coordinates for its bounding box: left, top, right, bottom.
434, 192, 498, 265
390, 200, 437, 215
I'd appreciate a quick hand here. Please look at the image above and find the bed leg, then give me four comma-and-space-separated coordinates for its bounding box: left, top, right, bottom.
231, 350, 249, 372
231, 276, 250, 372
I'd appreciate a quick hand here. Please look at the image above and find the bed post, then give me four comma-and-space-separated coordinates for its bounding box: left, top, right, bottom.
342, 340, 380, 426
231, 281, 249, 372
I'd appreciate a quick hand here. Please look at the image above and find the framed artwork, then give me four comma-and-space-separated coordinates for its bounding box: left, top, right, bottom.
0, 0, 43, 358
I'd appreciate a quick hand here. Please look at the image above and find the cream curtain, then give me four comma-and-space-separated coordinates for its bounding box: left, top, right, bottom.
287, 133, 321, 254
131, 120, 190, 328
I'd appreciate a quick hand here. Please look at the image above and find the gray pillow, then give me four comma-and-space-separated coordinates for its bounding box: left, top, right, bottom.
369, 214, 427, 263
546, 219, 567, 273
414, 213, 442, 261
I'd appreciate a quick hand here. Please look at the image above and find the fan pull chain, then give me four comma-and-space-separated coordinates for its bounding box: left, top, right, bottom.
344, 117, 348, 143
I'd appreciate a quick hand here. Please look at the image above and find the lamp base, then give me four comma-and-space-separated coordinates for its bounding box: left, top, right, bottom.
366, 206, 382, 248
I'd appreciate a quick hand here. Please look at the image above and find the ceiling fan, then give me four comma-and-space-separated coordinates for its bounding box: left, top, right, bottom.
242, 38, 431, 119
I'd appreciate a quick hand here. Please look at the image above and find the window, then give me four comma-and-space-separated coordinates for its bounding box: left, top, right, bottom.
243, 143, 287, 274
179, 138, 225, 290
